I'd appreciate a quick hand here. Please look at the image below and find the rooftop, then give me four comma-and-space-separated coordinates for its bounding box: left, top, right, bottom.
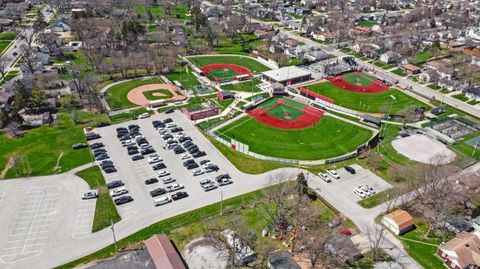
262, 66, 311, 82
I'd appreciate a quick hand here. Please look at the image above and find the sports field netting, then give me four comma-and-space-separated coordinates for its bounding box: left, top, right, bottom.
267, 104, 304, 121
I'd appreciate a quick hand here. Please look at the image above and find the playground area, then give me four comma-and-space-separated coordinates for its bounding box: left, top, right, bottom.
328, 71, 389, 93
247, 97, 324, 129
126, 83, 186, 106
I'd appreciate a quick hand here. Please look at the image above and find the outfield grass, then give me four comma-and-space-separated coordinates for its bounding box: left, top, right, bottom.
216, 115, 372, 160
105, 77, 164, 110
221, 78, 262, 92
0, 112, 109, 179
188, 55, 271, 73
304, 82, 430, 114
142, 89, 173, 101
109, 108, 153, 124
75, 166, 121, 232
165, 68, 199, 90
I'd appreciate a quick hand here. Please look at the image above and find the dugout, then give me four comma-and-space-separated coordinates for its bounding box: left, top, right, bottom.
262, 66, 312, 85
361, 114, 382, 127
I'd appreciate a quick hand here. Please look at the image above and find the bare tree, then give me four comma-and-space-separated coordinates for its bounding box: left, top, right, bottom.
0, 54, 10, 81
366, 222, 386, 261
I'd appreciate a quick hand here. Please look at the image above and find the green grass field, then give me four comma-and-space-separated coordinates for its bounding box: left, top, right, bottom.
166, 67, 199, 91
259, 97, 306, 109
0, 32, 16, 40
304, 82, 430, 114
0, 112, 109, 178
220, 78, 262, 92
268, 104, 303, 120
75, 166, 121, 232
188, 55, 271, 73
105, 77, 163, 110
215, 115, 372, 160
142, 89, 173, 101
208, 68, 237, 80
343, 72, 374, 86
0, 41, 11, 54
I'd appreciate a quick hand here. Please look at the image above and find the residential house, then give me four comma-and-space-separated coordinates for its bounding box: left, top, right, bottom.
351, 26, 372, 36
444, 216, 475, 235
420, 70, 440, 83
270, 45, 284, 54
382, 209, 414, 235
463, 86, 480, 101
438, 78, 462, 91
222, 229, 256, 265
438, 66, 456, 80
325, 235, 363, 265
268, 251, 301, 269
436, 231, 480, 269
300, 0, 313, 7
400, 64, 421, 74
51, 15, 71, 33
295, 8, 312, 16
380, 51, 401, 64
304, 50, 330, 62
172, 35, 187, 46
145, 234, 187, 269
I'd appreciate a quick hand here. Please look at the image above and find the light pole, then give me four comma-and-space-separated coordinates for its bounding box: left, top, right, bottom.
111, 218, 117, 251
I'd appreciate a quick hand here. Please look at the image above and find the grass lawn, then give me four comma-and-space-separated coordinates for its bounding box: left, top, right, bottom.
58, 182, 335, 268
451, 132, 480, 160
0, 70, 19, 85
468, 100, 480, 105
109, 108, 153, 124
188, 55, 271, 73
75, 166, 121, 232
452, 93, 469, 102
400, 221, 445, 269
142, 89, 173, 101
359, 20, 376, 27
214, 34, 267, 55
221, 78, 262, 92
391, 69, 408, 77
1, 112, 109, 178
0, 41, 12, 54
214, 98, 234, 111
0, 32, 16, 40
215, 115, 372, 160
412, 51, 433, 65
358, 191, 389, 208
428, 84, 441, 90
304, 82, 430, 114
105, 77, 163, 110
166, 68, 199, 91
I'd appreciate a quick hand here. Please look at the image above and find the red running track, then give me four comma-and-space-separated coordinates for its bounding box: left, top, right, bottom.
327, 74, 389, 93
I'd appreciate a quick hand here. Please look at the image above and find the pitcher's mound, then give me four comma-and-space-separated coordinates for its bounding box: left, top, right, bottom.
391, 134, 455, 164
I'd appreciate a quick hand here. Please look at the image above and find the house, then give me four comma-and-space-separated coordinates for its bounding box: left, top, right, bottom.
438, 66, 456, 80
271, 82, 285, 95
444, 216, 475, 234
270, 44, 284, 54
436, 231, 480, 269
351, 26, 372, 35
431, 106, 447, 116
325, 235, 363, 265
222, 229, 256, 265
382, 209, 414, 235
217, 90, 234, 100
463, 86, 480, 101
419, 70, 440, 83
268, 251, 301, 269
300, 0, 313, 7
145, 234, 186, 269
51, 15, 71, 32
400, 64, 421, 74
380, 51, 401, 64
438, 78, 461, 91
172, 35, 188, 46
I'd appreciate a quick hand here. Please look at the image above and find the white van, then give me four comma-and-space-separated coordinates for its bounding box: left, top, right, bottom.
154, 196, 171, 206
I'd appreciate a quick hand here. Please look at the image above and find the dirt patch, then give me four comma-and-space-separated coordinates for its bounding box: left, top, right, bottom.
127, 84, 187, 106
391, 134, 456, 164
182, 237, 228, 269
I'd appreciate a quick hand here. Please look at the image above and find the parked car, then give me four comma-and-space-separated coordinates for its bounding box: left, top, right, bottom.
192, 151, 206, 158
180, 153, 191, 160
318, 173, 332, 183
132, 155, 144, 161
326, 169, 340, 179
166, 183, 184, 192
199, 179, 217, 191
103, 167, 117, 173
145, 178, 159, 185
106, 180, 124, 189
110, 187, 128, 197
154, 196, 171, 206
72, 143, 88, 150
364, 184, 376, 194
114, 196, 133, 205
141, 148, 156, 155
344, 166, 356, 174
95, 154, 110, 161
162, 177, 176, 184
165, 109, 174, 114
171, 191, 188, 200
353, 188, 367, 199
156, 170, 170, 177
82, 191, 97, 200
147, 155, 162, 164
217, 177, 233, 186
138, 113, 150, 119
192, 168, 204, 176
150, 188, 167, 197
186, 163, 199, 170
90, 142, 104, 149
96, 121, 110, 127
152, 163, 167, 171
127, 150, 139, 156
216, 174, 231, 181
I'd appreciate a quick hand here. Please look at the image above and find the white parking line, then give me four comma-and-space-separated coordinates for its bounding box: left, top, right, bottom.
3, 243, 47, 251
5, 237, 48, 244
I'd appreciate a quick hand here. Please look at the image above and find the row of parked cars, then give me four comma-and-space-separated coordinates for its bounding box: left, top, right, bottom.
318, 166, 356, 183
353, 184, 376, 199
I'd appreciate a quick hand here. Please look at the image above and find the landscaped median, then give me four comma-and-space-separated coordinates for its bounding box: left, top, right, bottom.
75, 166, 121, 232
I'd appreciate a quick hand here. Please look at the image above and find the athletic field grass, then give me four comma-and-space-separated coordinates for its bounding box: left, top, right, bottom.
142, 89, 173, 101
260, 97, 306, 109
105, 77, 163, 110
343, 72, 374, 86
188, 55, 271, 73
75, 166, 121, 232
220, 78, 262, 92
208, 68, 237, 79
268, 104, 303, 120
304, 82, 431, 114
215, 115, 372, 160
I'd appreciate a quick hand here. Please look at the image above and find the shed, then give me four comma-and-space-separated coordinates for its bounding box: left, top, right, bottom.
382, 209, 414, 235
144, 234, 186, 269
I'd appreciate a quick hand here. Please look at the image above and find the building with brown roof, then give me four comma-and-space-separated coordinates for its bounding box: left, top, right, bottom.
437, 231, 480, 269
144, 234, 186, 269
382, 209, 414, 235
400, 64, 421, 74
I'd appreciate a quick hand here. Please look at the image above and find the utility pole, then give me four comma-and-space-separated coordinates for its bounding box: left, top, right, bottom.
220, 190, 223, 216
111, 218, 117, 251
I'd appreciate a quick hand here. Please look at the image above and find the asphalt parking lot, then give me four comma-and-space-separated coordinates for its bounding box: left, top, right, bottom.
93, 111, 243, 217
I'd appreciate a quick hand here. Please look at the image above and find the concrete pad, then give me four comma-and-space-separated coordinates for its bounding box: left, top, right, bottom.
391, 134, 456, 164
183, 237, 228, 269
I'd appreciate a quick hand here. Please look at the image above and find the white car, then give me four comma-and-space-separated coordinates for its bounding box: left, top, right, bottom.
353, 188, 367, 199
192, 169, 205, 176
82, 191, 97, 200
122, 140, 134, 147
180, 153, 191, 160
200, 180, 217, 191
162, 177, 176, 184
147, 155, 162, 164
166, 183, 184, 192
318, 173, 332, 183
138, 113, 150, 119
154, 196, 171, 206
364, 184, 376, 194
359, 185, 373, 196
156, 170, 170, 177
326, 169, 340, 179
166, 123, 176, 128
110, 187, 128, 197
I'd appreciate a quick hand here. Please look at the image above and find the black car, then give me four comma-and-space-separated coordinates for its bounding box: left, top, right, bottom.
93, 151, 107, 158
183, 159, 195, 166
104, 167, 117, 173
95, 154, 110, 161
90, 142, 104, 149
170, 127, 183, 133
183, 141, 194, 148
127, 150, 139, 156
171, 191, 188, 200
216, 174, 231, 181
162, 135, 173, 140
114, 196, 133, 205
86, 133, 101, 141
188, 148, 199, 154
132, 155, 144, 161
107, 180, 124, 189
165, 109, 174, 114
100, 160, 113, 166
128, 124, 140, 130
96, 121, 111, 127
185, 144, 198, 151
152, 163, 167, 170
186, 163, 199, 170
205, 165, 219, 172
166, 140, 178, 145
192, 151, 206, 158
199, 160, 211, 165
150, 188, 167, 197
141, 148, 155, 155
178, 137, 191, 143
163, 118, 173, 123
344, 166, 356, 174
72, 143, 88, 150
116, 127, 128, 132
127, 145, 138, 151
93, 148, 107, 154
173, 148, 186, 154
117, 132, 129, 138
145, 178, 159, 185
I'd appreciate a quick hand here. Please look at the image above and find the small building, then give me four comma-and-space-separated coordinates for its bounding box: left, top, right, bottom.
262, 66, 312, 85
182, 102, 219, 121
400, 64, 421, 74
144, 234, 186, 269
361, 114, 382, 127
268, 251, 301, 269
382, 209, 414, 235
218, 90, 234, 100
419, 70, 440, 83
222, 229, 256, 265
271, 82, 285, 95
380, 51, 401, 64
325, 235, 363, 265
436, 231, 480, 269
